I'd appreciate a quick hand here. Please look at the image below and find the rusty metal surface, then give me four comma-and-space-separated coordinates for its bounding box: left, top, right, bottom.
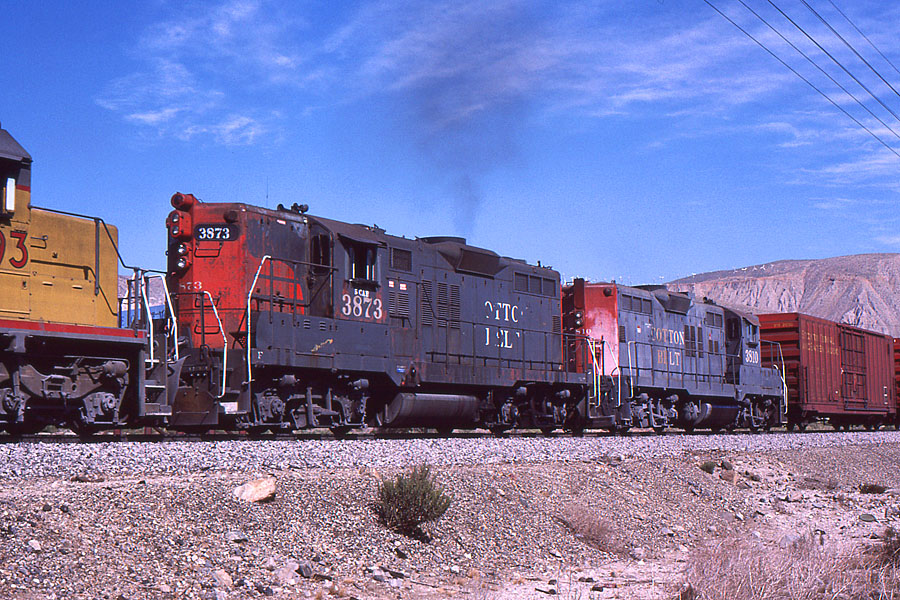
760, 313, 895, 421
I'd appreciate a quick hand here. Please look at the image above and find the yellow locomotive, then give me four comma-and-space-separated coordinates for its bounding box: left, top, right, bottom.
0, 125, 154, 434
0, 126, 119, 326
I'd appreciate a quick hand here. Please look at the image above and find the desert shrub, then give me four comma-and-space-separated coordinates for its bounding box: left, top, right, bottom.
684, 531, 900, 600
700, 461, 717, 474
559, 502, 621, 553
859, 483, 888, 494
873, 528, 900, 568
375, 464, 451, 535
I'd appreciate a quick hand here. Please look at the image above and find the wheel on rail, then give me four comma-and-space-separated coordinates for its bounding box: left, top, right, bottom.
69, 419, 99, 439
652, 426, 667, 435
246, 426, 270, 439
329, 426, 353, 438
435, 427, 454, 436
489, 426, 512, 437
539, 427, 555, 437
6, 422, 44, 436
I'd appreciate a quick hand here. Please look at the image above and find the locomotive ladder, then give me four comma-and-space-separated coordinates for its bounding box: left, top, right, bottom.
585, 338, 603, 408
586, 337, 627, 410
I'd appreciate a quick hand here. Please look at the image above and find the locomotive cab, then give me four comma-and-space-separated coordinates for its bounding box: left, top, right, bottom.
723, 308, 786, 428
724, 309, 760, 384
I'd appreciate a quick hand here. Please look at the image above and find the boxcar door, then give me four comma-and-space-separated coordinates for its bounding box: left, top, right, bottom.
841, 329, 867, 410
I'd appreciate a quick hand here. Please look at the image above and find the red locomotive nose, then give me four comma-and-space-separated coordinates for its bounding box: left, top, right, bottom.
171, 192, 197, 211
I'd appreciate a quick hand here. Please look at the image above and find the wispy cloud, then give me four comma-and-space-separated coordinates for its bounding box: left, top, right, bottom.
96, 0, 900, 201
876, 235, 900, 247
97, 0, 302, 144
100, 0, 797, 145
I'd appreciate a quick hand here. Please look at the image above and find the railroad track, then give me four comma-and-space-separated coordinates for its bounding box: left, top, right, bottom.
0, 424, 888, 444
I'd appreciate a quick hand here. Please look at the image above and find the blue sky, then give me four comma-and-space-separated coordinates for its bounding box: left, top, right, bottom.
4, 0, 900, 285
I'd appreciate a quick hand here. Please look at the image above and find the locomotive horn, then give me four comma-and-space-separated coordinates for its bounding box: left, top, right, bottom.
171, 192, 197, 210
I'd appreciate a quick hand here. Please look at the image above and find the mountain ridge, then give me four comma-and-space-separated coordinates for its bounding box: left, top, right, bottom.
668, 253, 900, 336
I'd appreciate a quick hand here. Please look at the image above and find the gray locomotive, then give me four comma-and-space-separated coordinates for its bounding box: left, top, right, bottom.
165, 194, 586, 434
562, 279, 786, 432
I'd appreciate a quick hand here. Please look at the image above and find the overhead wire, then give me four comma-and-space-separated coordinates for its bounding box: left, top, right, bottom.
735, 0, 900, 143
700, 0, 900, 159
799, 0, 900, 102
764, 0, 900, 126
825, 0, 900, 81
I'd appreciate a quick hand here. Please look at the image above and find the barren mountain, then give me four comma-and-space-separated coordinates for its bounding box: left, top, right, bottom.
668, 253, 900, 336
117, 274, 168, 308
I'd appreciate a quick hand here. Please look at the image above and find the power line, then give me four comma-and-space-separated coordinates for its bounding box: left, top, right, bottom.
701, 0, 900, 159
765, 0, 900, 126
736, 0, 900, 143
800, 0, 900, 102
826, 0, 900, 81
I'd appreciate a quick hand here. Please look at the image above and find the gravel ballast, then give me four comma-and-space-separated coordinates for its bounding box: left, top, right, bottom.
3, 431, 900, 600
4, 429, 900, 480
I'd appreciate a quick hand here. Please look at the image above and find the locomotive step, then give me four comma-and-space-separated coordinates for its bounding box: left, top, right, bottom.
142, 403, 173, 416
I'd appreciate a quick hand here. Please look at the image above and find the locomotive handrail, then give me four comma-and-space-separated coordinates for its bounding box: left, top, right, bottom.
585, 338, 603, 408
33, 205, 167, 276
602, 337, 626, 408
248, 255, 337, 314
245, 255, 272, 387
201, 290, 227, 398
626, 340, 636, 397
762, 339, 788, 414
619, 336, 777, 394
140, 276, 156, 365
167, 289, 227, 397
140, 273, 179, 362
159, 276, 179, 362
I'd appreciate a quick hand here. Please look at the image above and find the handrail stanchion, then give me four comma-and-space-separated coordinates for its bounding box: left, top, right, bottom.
245, 255, 272, 387
140, 278, 155, 365
202, 290, 228, 398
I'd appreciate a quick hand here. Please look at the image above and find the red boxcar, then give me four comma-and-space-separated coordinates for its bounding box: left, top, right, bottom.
759, 313, 895, 430
894, 338, 900, 425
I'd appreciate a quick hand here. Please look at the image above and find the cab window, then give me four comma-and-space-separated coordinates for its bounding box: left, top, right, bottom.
348, 242, 377, 282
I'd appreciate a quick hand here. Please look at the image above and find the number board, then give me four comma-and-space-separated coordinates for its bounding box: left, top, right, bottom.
194, 224, 239, 241
340, 282, 385, 323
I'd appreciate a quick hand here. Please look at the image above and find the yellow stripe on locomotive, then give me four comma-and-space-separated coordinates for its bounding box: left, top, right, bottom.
0, 126, 118, 327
